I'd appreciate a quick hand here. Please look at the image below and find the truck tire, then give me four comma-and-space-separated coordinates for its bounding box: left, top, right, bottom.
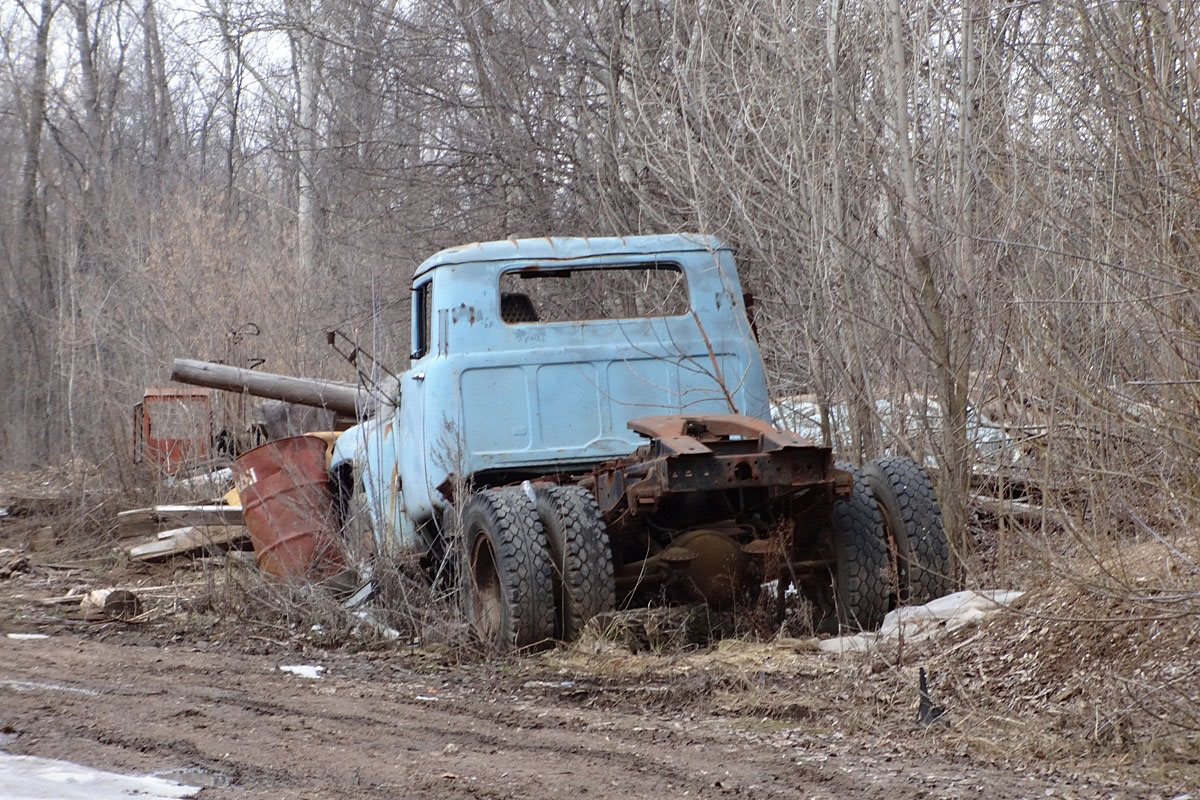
460, 489, 556, 652
830, 462, 892, 631
533, 486, 616, 641
861, 456, 953, 604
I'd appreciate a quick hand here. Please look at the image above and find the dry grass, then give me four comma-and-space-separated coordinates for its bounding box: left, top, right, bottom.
530, 522, 1200, 781
926, 540, 1200, 754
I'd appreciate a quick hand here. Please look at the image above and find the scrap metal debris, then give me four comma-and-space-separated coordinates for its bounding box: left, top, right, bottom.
0, 550, 30, 579
917, 667, 946, 726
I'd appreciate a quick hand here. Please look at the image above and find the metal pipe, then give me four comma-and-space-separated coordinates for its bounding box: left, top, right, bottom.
170, 358, 365, 415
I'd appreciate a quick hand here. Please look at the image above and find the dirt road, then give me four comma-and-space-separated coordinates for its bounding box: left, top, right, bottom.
0, 630, 1145, 799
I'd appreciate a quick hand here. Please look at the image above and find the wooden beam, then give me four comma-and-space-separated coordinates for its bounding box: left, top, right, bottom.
116, 505, 243, 538
126, 525, 249, 561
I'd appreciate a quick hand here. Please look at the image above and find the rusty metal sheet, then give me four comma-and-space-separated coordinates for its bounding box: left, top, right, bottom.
629, 414, 776, 440
662, 450, 827, 493
629, 414, 817, 452
654, 436, 713, 456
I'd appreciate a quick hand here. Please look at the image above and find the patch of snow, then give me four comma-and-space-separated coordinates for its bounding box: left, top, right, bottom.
819, 589, 1024, 653
0, 680, 98, 696
5, 634, 50, 641
279, 664, 325, 679
0, 752, 199, 799
351, 609, 401, 641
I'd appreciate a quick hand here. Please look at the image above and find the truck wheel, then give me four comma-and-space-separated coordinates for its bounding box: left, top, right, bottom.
830, 462, 892, 631
533, 486, 616, 641
861, 456, 953, 604
460, 489, 555, 652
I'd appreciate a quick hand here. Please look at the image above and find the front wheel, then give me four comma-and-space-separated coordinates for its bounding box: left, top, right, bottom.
459, 489, 555, 652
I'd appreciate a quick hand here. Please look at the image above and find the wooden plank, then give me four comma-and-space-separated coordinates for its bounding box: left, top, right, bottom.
38, 579, 214, 604
116, 505, 243, 538
971, 494, 1064, 524
127, 525, 249, 561
969, 465, 1060, 496
40, 593, 88, 606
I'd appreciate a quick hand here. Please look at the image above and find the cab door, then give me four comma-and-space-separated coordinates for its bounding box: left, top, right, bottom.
388, 279, 432, 548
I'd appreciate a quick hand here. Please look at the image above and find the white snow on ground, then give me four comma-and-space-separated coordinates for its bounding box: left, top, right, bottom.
6, 634, 49, 640
0, 752, 199, 800
0, 680, 98, 696
820, 590, 1024, 653
279, 664, 325, 679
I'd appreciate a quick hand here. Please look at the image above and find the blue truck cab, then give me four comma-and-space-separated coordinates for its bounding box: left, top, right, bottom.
332, 234, 770, 552
324, 233, 952, 652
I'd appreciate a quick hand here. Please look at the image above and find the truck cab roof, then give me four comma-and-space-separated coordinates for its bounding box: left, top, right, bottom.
413, 233, 728, 279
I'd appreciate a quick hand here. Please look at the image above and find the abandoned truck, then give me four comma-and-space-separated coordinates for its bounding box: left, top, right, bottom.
311, 234, 953, 651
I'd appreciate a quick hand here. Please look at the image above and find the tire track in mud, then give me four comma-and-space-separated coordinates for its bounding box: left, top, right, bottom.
0, 635, 1138, 799
0, 636, 833, 798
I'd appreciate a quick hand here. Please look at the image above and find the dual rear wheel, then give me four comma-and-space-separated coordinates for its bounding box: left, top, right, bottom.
830, 456, 955, 631
457, 486, 615, 652
861, 456, 954, 605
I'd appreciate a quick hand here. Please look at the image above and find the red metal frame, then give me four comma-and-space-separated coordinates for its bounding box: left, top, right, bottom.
138, 387, 214, 475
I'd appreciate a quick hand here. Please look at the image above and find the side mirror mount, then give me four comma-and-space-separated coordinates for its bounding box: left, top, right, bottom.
743, 292, 760, 342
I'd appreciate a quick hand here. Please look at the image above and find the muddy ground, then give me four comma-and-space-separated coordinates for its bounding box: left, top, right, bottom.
0, 558, 1179, 800
0, 630, 1148, 799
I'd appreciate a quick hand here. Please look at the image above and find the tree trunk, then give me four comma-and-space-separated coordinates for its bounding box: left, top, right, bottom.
826, 0, 875, 463
21, 0, 54, 317
72, 0, 108, 279
141, 0, 172, 163
885, 0, 969, 560
294, 0, 319, 273
15, 0, 57, 460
